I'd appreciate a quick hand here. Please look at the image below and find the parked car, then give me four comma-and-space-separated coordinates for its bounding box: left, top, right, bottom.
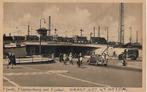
118, 48, 139, 60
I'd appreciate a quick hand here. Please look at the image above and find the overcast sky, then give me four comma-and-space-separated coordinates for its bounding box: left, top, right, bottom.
4, 2, 142, 43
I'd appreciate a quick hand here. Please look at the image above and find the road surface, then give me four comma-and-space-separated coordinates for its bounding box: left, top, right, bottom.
3, 59, 142, 87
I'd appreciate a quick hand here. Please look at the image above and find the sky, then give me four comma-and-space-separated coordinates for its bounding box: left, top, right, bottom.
4, 2, 142, 43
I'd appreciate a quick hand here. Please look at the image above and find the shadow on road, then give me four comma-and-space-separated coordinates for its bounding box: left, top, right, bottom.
16, 60, 56, 65
88, 64, 142, 72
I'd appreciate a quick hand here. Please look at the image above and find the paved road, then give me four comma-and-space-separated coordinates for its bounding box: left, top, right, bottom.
3, 60, 142, 87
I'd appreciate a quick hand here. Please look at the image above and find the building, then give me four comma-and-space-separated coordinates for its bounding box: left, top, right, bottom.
40, 36, 53, 41
3, 34, 13, 44
73, 36, 88, 44
90, 37, 107, 44
26, 35, 39, 41
13, 36, 25, 42
62, 37, 74, 43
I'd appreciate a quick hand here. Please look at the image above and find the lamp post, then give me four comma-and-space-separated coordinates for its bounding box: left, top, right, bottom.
80, 29, 83, 37
105, 26, 109, 54
39, 18, 46, 55
129, 26, 132, 43
40, 18, 46, 28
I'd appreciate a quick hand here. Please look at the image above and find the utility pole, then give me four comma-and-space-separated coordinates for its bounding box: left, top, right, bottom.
80, 29, 83, 37
119, 3, 124, 44
129, 27, 132, 43
106, 26, 109, 54
93, 26, 95, 37
40, 18, 46, 28
98, 26, 100, 37
136, 30, 138, 43
28, 25, 30, 36
54, 28, 57, 35
48, 16, 51, 36
90, 32, 93, 43
39, 18, 45, 55
106, 27, 109, 43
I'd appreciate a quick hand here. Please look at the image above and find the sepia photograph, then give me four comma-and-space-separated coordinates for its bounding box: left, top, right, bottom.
2, 1, 145, 91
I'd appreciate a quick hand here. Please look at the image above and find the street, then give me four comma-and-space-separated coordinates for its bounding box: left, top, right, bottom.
3, 59, 142, 87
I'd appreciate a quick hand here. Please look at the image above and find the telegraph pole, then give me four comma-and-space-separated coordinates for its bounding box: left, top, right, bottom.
28, 25, 30, 36
54, 28, 57, 35
106, 27, 109, 44
93, 26, 95, 37
136, 30, 138, 43
90, 32, 93, 43
80, 29, 83, 37
98, 26, 100, 37
129, 27, 132, 43
119, 3, 124, 44
106, 26, 109, 54
39, 18, 46, 55
48, 16, 51, 36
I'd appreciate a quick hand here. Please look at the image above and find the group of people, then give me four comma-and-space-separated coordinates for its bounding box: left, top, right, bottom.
7, 52, 16, 69
59, 52, 83, 67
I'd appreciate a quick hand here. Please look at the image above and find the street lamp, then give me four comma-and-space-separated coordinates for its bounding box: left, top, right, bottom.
40, 18, 46, 28
39, 18, 46, 55
80, 29, 83, 37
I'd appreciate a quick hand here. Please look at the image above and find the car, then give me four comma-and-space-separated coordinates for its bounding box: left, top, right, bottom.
88, 54, 108, 66
127, 48, 139, 60
118, 48, 139, 60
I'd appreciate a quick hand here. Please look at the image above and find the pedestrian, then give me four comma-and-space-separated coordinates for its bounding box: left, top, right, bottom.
69, 52, 73, 65
51, 53, 55, 61
122, 52, 127, 66
7, 52, 11, 68
7, 52, 16, 69
77, 53, 83, 67
63, 53, 67, 65
59, 53, 63, 62
11, 53, 16, 66
113, 51, 116, 57
103, 52, 109, 66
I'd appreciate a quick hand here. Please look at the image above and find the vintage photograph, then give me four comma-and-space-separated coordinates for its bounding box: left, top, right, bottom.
3, 2, 143, 88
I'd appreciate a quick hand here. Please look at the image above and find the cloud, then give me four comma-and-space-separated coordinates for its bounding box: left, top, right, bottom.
42, 6, 95, 37
4, 4, 142, 43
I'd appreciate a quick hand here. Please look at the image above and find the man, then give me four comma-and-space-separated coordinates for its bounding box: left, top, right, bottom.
59, 53, 63, 62
103, 52, 109, 66
7, 52, 12, 69
122, 51, 127, 66
69, 52, 73, 65
77, 53, 83, 67
63, 53, 67, 65
7, 52, 16, 69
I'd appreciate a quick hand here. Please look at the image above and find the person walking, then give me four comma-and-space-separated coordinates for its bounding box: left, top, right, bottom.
59, 53, 63, 63
63, 53, 67, 65
77, 53, 83, 67
103, 52, 109, 66
7, 52, 12, 69
7, 52, 16, 69
122, 51, 127, 66
11, 53, 16, 68
69, 52, 73, 65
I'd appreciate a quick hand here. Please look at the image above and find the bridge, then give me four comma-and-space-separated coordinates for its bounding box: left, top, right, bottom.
24, 41, 108, 56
